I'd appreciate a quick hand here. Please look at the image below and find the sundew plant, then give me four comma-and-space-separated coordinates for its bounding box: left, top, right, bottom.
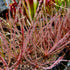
0, 0, 70, 70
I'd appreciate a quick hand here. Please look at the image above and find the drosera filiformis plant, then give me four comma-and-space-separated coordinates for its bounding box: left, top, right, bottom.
0, 0, 70, 70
